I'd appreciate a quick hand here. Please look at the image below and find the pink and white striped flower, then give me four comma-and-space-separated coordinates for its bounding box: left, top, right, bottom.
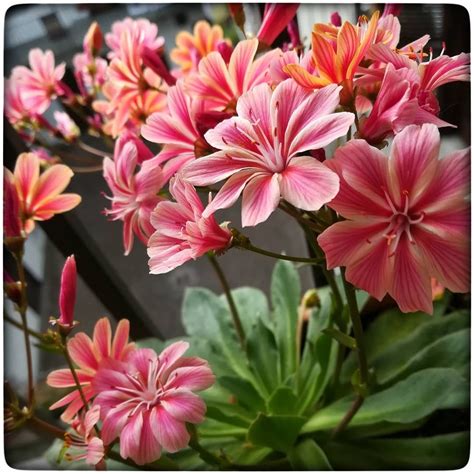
92, 342, 215, 465
185, 38, 279, 112
183, 80, 354, 227
12, 49, 66, 114
318, 124, 470, 314
148, 176, 232, 274
105, 17, 164, 60
103, 137, 165, 255
47, 317, 135, 422
5, 152, 81, 234
141, 80, 214, 179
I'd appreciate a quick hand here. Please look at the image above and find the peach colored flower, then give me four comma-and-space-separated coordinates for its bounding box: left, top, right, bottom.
47, 317, 135, 422
4, 152, 81, 234
170, 20, 230, 75
285, 11, 380, 101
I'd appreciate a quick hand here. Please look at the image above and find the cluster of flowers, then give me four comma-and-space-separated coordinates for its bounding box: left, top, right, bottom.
46, 256, 215, 466
5, 6, 470, 316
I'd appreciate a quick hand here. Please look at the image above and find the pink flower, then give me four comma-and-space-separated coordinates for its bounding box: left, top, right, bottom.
170, 20, 230, 75
365, 46, 470, 118
5, 152, 81, 234
141, 80, 213, 178
357, 64, 451, 145
5, 79, 33, 126
185, 38, 279, 112
47, 317, 136, 422
318, 124, 470, 314
105, 17, 164, 60
183, 80, 353, 227
257, 4, 300, 46
64, 406, 104, 467
92, 342, 215, 465
12, 49, 66, 114
73, 53, 108, 91
54, 111, 80, 142
58, 255, 77, 327
148, 176, 232, 274
103, 138, 165, 255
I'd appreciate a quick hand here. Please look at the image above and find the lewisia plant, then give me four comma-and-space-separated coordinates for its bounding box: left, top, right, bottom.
3, 3, 470, 470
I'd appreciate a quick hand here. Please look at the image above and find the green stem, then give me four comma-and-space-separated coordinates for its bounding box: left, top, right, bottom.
14, 253, 35, 409
61, 335, 89, 410
242, 242, 325, 265
332, 269, 369, 436
208, 254, 246, 350
188, 437, 228, 469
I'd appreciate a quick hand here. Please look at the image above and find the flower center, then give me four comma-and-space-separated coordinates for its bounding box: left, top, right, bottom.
382, 188, 425, 257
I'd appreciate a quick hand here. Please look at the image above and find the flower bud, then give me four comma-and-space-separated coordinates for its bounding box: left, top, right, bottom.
59, 255, 77, 328
330, 12, 342, 27
142, 47, 177, 86
83, 21, 103, 57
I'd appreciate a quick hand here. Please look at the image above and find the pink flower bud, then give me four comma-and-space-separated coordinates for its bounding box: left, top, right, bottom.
216, 40, 233, 63
330, 12, 342, 27
257, 4, 300, 46
59, 255, 77, 327
83, 21, 103, 57
382, 3, 403, 17
142, 47, 177, 86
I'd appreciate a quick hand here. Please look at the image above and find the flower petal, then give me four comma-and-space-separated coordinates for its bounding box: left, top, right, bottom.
241, 173, 280, 227
92, 317, 112, 360
32, 164, 74, 210
67, 333, 98, 372
389, 235, 433, 314
160, 390, 206, 423
151, 406, 190, 453
14, 153, 39, 203
280, 156, 339, 211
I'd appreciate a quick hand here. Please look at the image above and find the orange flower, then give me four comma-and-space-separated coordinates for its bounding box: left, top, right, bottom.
285, 11, 380, 101
5, 152, 81, 233
170, 20, 230, 75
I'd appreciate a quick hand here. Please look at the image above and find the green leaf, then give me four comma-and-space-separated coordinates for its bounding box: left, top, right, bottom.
297, 333, 337, 414
267, 386, 299, 415
182, 288, 265, 395
246, 318, 280, 396
271, 261, 300, 380
341, 309, 468, 384
377, 328, 470, 384
205, 403, 253, 428
248, 414, 306, 452
323, 432, 469, 470
218, 376, 266, 413
303, 368, 469, 433
219, 287, 270, 333
198, 418, 248, 438
288, 439, 332, 470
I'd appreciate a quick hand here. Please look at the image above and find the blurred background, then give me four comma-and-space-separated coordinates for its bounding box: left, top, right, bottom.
3, 2, 470, 468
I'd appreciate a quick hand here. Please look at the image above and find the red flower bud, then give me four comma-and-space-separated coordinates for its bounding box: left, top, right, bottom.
59, 255, 77, 327
83, 21, 103, 57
